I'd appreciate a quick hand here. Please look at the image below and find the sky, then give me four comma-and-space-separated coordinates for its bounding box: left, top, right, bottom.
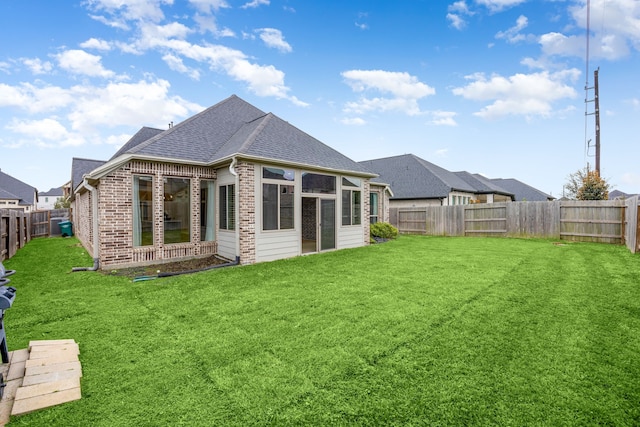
0, 0, 638, 198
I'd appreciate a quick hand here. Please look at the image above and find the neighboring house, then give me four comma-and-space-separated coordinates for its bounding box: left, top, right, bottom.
71, 95, 377, 270
359, 154, 479, 208
609, 190, 638, 200
0, 169, 38, 212
37, 187, 65, 210
488, 178, 555, 201
453, 172, 514, 203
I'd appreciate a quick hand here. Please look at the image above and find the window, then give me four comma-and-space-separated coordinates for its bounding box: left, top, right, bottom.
220, 184, 235, 231
262, 167, 294, 231
263, 183, 294, 230
164, 178, 190, 244
133, 175, 153, 247
341, 177, 361, 226
370, 192, 379, 224
200, 180, 215, 241
302, 172, 335, 194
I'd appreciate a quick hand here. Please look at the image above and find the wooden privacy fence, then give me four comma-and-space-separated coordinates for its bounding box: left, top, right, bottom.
0, 209, 31, 261
30, 209, 70, 238
392, 197, 640, 253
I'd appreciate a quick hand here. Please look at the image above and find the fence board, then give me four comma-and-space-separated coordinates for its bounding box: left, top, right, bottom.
392, 199, 639, 253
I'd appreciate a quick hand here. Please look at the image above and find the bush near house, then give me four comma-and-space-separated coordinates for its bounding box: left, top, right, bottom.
370, 222, 398, 241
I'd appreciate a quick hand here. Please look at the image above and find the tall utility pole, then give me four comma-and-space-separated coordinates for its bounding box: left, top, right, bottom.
585, 67, 600, 174
593, 68, 600, 174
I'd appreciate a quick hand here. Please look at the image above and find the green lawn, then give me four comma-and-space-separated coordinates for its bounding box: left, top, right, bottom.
4, 235, 640, 426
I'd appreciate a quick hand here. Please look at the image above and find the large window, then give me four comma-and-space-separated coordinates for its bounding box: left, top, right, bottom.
219, 184, 235, 231
133, 175, 153, 247
200, 180, 215, 241
341, 177, 362, 226
164, 178, 190, 244
262, 167, 294, 231
302, 172, 335, 194
370, 192, 379, 224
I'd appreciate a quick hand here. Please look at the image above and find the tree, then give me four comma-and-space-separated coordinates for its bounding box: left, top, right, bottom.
54, 197, 71, 209
564, 167, 611, 200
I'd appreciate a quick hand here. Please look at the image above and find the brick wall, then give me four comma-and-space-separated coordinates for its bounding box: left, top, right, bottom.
236, 161, 256, 265
89, 161, 217, 269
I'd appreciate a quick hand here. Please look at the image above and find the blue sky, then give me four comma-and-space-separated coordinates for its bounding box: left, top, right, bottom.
1, 0, 638, 197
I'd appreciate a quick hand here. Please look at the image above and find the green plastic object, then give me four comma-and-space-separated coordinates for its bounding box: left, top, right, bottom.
59, 220, 73, 237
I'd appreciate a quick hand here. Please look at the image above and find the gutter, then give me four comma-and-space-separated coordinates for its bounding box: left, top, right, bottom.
72, 179, 100, 272
228, 157, 241, 263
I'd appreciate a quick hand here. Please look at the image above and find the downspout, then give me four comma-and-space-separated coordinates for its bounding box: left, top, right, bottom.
229, 157, 241, 263
72, 179, 100, 272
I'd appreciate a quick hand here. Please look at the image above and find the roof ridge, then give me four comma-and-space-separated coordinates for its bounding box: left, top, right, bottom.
239, 113, 272, 152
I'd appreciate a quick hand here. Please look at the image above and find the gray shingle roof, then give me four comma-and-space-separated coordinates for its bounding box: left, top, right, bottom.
454, 171, 514, 198
0, 170, 37, 206
489, 178, 554, 201
359, 154, 475, 199
110, 126, 165, 161
39, 187, 64, 197
71, 158, 107, 192
116, 95, 372, 175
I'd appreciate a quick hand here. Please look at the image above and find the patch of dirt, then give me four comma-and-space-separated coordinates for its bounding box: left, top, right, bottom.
104, 255, 231, 279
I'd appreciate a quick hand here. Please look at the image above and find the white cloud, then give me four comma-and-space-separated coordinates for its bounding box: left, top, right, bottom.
193, 14, 235, 37
452, 70, 580, 119
476, 0, 526, 12
341, 117, 366, 126
0, 83, 74, 113
435, 148, 449, 158
6, 118, 85, 147
241, 0, 269, 9
495, 15, 529, 43
80, 38, 112, 51
255, 28, 292, 53
428, 111, 458, 126
21, 58, 53, 75
127, 25, 304, 104
355, 22, 368, 30
539, 0, 640, 60
55, 50, 115, 78
162, 54, 201, 80
66, 79, 202, 132
86, 0, 304, 105
447, 1, 473, 30
447, 13, 467, 30
85, 0, 170, 23
342, 70, 435, 99
188, 0, 230, 14
342, 70, 435, 116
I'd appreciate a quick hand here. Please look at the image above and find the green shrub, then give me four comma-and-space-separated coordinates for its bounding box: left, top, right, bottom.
370, 222, 398, 240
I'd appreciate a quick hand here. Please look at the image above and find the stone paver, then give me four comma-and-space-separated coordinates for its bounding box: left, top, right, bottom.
0, 340, 82, 425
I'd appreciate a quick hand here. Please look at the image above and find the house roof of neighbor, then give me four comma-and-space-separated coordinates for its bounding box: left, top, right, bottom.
488, 178, 554, 201
359, 154, 476, 200
454, 171, 514, 199
0, 169, 37, 206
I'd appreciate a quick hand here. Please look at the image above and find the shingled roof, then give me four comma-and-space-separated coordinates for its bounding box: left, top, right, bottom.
71, 158, 107, 192
489, 178, 554, 201
0, 169, 37, 207
97, 95, 373, 177
454, 171, 514, 199
359, 154, 475, 200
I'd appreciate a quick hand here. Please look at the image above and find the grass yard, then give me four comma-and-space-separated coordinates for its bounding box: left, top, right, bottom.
3, 235, 640, 426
